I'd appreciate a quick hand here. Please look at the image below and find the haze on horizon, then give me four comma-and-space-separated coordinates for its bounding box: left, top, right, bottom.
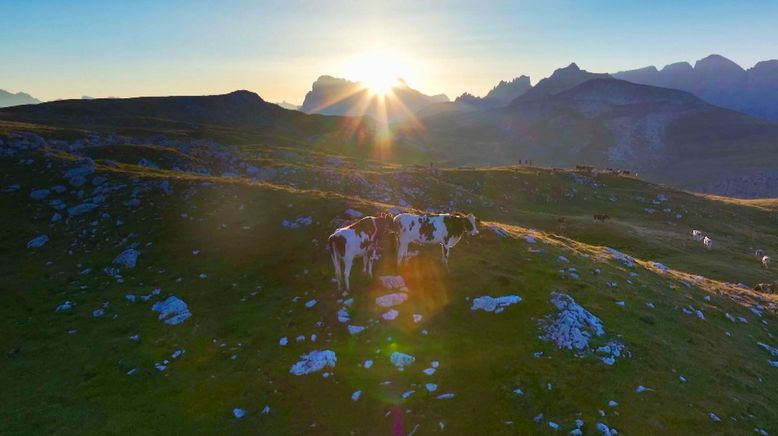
1, 0, 777, 104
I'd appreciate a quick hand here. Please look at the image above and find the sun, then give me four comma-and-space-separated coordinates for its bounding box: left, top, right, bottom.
344, 50, 415, 95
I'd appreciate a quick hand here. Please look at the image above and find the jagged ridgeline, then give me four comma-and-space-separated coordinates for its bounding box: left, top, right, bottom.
0, 125, 776, 434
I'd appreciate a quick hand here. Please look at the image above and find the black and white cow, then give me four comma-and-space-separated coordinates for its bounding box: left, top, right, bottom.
328, 214, 392, 291
392, 212, 479, 267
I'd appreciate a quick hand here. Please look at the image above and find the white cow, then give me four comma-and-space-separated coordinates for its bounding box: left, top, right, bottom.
328, 214, 392, 291
703, 236, 712, 250
392, 212, 479, 267
762, 255, 771, 269
691, 230, 703, 241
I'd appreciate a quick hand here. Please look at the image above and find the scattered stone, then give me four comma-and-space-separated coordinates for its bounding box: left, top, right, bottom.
30, 189, 50, 200
27, 235, 49, 248
351, 390, 362, 401
635, 385, 653, 393
362, 359, 373, 369
281, 216, 313, 229
471, 295, 522, 313
304, 299, 317, 308
113, 248, 140, 268
55, 301, 73, 312
390, 352, 415, 370
425, 383, 438, 392
151, 296, 192, 325
382, 309, 399, 321
68, 202, 98, 216
376, 293, 408, 307
379, 275, 406, 289
708, 412, 721, 422
436, 393, 455, 400
279, 337, 288, 346
347, 325, 366, 335
542, 292, 604, 351
289, 350, 337, 376
233, 408, 246, 419
413, 314, 423, 323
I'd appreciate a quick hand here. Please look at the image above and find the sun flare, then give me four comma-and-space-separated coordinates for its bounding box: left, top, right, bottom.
344, 50, 415, 95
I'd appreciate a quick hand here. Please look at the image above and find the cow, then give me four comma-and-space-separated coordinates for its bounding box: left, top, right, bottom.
691, 230, 703, 241
392, 212, 479, 268
762, 255, 771, 269
755, 249, 766, 259
593, 214, 610, 222
328, 214, 393, 292
703, 236, 712, 250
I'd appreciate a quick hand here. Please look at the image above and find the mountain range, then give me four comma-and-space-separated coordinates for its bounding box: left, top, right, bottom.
0, 89, 40, 108
401, 64, 778, 197
300, 75, 448, 122
614, 54, 778, 120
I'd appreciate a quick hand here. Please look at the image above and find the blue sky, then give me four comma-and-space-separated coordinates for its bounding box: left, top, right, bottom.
1, 0, 777, 103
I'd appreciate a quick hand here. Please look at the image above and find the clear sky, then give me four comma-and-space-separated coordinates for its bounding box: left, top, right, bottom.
1, 0, 777, 103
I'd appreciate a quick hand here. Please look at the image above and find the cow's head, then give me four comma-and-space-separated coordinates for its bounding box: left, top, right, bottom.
374, 213, 395, 236
464, 213, 479, 236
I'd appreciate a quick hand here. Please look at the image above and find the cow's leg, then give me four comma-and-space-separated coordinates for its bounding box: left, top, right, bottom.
331, 251, 343, 291
441, 244, 450, 270
397, 241, 408, 267
362, 252, 369, 273
343, 254, 354, 292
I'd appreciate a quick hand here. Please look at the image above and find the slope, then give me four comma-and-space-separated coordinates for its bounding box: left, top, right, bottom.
0, 131, 776, 435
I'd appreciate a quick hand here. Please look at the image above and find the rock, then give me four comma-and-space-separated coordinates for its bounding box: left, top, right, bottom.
55, 301, 73, 312
27, 235, 49, 248
436, 393, 455, 400
113, 248, 140, 268
233, 408, 246, 419
30, 189, 50, 200
279, 337, 288, 346
93, 307, 105, 317
471, 295, 522, 313
68, 202, 98, 216
362, 359, 373, 369
413, 314, 423, 323
378, 275, 406, 289
63, 159, 96, 186
347, 325, 366, 335
304, 299, 317, 308
652, 261, 669, 273
489, 224, 510, 238
757, 342, 778, 357
382, 310, 399, 321
289, 350, 337, 376
281, 216, 313, 229
596, 422, 613, 435
558, 256, 570, 263
51, 213, 62, 222
708, 412, 721, 422
337, 307, 351, 323
376, 293, 408, 308
390, 352, 415, 370
151, 296, 192, 325
91, 176, 107, 186
635, 385, 653, 393
351, 390, 362, 401
606, 247, 635, 267
542, 292, 604, 351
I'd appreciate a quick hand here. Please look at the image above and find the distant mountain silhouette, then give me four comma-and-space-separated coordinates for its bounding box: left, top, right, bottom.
0, 89, 41, 107
300, 75, 448, 122
0, 90, 373, 141
416, 76, 533, 117
614, 54, 778, 120
515, 63, 611, 102
484, 75, 532, 102
399, 77, 778, 196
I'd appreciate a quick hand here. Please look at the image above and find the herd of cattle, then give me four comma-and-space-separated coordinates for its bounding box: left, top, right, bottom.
326, 213, 771, 292
692, 229, 771, 268
327, 212, 479, 291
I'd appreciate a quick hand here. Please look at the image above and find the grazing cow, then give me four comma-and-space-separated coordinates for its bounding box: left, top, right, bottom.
755, 249, 766, 258
593, 214, 610, 222
691, 230, 703, 241
703, 236, 712, 249
392, 212, 479, 267
328, 214, 393, 291
762, 255, 771, 269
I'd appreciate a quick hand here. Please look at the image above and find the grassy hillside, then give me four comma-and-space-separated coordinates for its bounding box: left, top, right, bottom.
1, 134, 777, 435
